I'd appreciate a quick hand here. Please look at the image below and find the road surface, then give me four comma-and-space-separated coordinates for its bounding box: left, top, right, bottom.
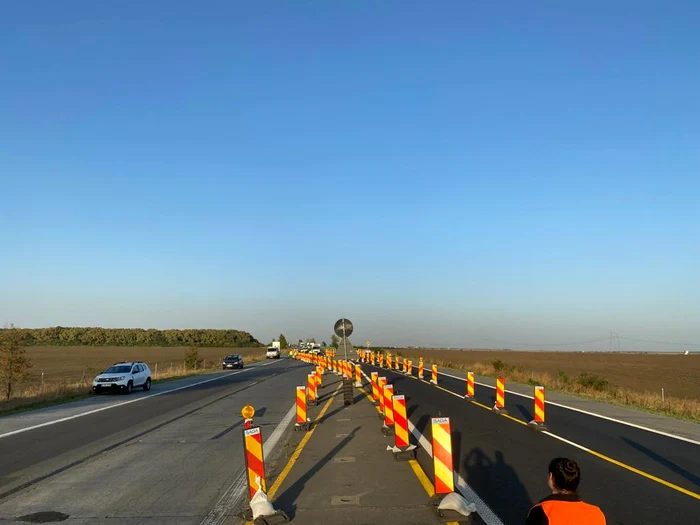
0, 358, 306, 524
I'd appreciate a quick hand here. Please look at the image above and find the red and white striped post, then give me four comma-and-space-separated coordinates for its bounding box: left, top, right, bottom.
493, 377, 508, 415
528, 386, 548, 430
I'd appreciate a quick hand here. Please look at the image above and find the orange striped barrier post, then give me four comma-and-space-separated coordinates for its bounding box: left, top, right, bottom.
493, 377, 508, 414
378, 353, 383, 368
429, 416, 471, 519
243, 425, 266, 500
294, 386, 309, 431
354, 364, 362, 387
528, 386, 548, 430
377, 377, 387, 418
430, 364, 438, 385
371, 352, 376, 366
387, 394, 417, 459
386, 352, 391, 368
316, 367, 323, 388
465, 371, 475, 398
407, 360, 413, 375
418, 357, 424, 380
395, 356, 400, 371
370, 372, 380, 405
381, 384, 395, 436
332, 360, 337, 374
307, 373, 317, 406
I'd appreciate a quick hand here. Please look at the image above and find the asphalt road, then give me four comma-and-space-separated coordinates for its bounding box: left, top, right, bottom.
362, 362, 700, 525
0, 358, 309, 524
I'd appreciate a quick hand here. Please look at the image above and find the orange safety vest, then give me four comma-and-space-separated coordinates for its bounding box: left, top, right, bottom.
525, 494, 606, 525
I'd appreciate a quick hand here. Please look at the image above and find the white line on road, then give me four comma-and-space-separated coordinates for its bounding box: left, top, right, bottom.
0, 360, 280, 440
437, 370, 700, 446
200, 402, 297, 525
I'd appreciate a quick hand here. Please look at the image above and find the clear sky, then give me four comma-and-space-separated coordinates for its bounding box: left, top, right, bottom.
2, 1, 699, 351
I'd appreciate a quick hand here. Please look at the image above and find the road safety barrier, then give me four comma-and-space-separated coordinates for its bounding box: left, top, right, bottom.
243, 426, 267, 500
387, 394, 417, 460
395, 356, 400, 370
386, 352, 391, 368
307, 373, 317, 405
371, 352, 376, 366
493, 377, 507, 414
316, 367, 323, 388
371, 372, 379, 404
382, 384, 395, 435
528, 386, 548, 431
418, 357, 424, 380
295, 386, 309, 430
407, 360, 413, 375
379, 353, 384, 368
466, 371, 475, 398
430, 365, 438, 385
354, 364, 362, 387
431, 417, 454, 494
378, 376, 387, 417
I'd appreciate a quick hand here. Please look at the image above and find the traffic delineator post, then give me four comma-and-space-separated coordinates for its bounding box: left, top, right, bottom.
528, 386, 548, 431
395, 356, 400, 371
430, 364, 438, 385
407, 360, 413, 375
387, 394, 417, 460
378, 377, 387, 418
295, 386, 309, 431
371, 353, 376, 366
382, 384, 395, 435
307, 373, 317, 406
493, 377, 508, 414
316, 367, 323, 388
354, 364, 362, 387
386, 352, 392, 369
418, 357, 424, 380
429, 417, 473, 520
465, 371, 475, 398
370, 372, 380, 405
243, 425, 266, 500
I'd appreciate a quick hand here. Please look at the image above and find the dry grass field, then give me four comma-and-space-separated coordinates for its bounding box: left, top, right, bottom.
392, 349, 700, 421
1, 346, 267, 414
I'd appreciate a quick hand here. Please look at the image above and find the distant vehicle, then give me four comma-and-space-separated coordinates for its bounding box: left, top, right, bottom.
271, 341, 281, 349
309, 343, 322, 354
222, 354, 244, 369
92, 361, 151, 395
266, 347, 281, 359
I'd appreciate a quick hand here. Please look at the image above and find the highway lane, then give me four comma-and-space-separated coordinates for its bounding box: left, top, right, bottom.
363, 362, 699, 525
0, 358, 309, 524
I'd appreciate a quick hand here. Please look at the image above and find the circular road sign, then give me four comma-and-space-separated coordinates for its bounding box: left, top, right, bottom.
334, 318, 354, 338
241, 405, 255, 419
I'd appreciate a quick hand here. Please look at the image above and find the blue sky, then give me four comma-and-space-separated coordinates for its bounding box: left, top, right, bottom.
2, 1, 699, 350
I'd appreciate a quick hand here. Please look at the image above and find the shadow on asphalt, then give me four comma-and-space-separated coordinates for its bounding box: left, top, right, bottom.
463, 448, 533, 525
621, 437, 700, 487
515, 403, 533, 422
273, 427, 360, 520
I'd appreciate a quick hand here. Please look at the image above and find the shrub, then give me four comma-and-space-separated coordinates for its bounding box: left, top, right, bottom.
184, 347, 203, 369
576, 373, 609, 391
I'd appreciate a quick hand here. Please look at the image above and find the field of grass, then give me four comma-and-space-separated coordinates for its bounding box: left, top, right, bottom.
391, 349, 700, 421
1, 346, 267, 415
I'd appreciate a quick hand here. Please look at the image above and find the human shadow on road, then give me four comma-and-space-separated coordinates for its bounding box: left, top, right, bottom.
272, 427, 359, 520
621, 436, 700, 487
464, 448, 532, 525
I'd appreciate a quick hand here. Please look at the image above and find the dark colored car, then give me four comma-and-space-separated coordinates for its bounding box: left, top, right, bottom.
222, 354, 244, 369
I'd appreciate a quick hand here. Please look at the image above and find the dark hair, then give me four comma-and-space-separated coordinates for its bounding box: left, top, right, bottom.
549, 457, 580, 492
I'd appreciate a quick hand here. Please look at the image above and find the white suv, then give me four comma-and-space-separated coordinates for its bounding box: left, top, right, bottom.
266, 347, 281, 359
92, 362, 152, 395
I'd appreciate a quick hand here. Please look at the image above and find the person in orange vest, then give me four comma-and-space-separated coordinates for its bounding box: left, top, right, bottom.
525, 457, 606, 525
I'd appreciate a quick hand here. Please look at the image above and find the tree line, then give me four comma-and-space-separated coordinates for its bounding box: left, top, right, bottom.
0, 327, 261, 348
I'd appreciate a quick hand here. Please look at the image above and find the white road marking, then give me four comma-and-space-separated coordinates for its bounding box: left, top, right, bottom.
437, 370, 700, 446
0, 360, 280, 440
359, 369, 504, 525
199, 402, 297, 525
